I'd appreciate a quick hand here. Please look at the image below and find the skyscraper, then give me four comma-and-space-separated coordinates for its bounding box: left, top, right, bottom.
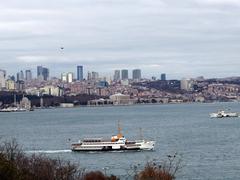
16, 72, 20, 81
17, 70, 24, 81
132, 69, 141, 80
87, 71, 92, 81
91, 71, 99, 81
61, 73, 67, 82
113, 70, 120, 81
20, 70, 24, 81
37, 66, 49, 81
0, 69, 6, 89
25, 70, 32, 81
42, 68, 49, 81
37, 66, 43, 78
67, 72, 74, 83
161, 73, 166, 81
121, 69, 128, 80
77, 66, 83, 81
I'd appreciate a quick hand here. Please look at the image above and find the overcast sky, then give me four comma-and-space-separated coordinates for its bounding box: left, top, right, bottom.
1, 0, 240, 79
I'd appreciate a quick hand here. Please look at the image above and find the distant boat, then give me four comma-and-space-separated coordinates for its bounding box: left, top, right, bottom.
0, 107, 27, 112
210, 110, 239, 118
71, 122, 155, 151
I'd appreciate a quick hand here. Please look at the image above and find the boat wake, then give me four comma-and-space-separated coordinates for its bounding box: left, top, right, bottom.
25, 150, 72, 154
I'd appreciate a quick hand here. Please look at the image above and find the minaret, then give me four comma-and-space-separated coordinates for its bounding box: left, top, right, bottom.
14, 94, 17, 106
40, 97, 43, 108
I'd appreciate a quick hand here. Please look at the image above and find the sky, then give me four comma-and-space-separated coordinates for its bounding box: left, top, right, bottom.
1, 0, 240, 79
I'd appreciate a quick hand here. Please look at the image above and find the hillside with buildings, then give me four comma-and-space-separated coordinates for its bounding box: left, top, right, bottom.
1, 67, 240, 108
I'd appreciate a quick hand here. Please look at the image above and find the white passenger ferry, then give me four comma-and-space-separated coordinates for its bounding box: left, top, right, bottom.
71, 123, 155, 151
210, 110, 239, 118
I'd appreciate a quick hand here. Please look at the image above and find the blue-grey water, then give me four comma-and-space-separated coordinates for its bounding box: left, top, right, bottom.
1, 103, 240, 179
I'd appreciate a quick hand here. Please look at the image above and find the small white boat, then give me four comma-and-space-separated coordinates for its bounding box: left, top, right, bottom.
71, 122, 155, 151
210, 110, 239, 118
0, 107, 27, 112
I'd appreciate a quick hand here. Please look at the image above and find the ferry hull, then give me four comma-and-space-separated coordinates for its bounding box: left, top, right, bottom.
71, 144, 142, 151
71, 147, 141, 152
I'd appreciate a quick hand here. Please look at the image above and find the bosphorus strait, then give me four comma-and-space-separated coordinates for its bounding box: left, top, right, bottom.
1, 103, 240, 179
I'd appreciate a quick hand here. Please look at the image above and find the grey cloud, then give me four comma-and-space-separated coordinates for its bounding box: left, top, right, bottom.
0, 0, 240, 79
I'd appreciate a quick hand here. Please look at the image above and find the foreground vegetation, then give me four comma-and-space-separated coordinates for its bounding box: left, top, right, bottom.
0, 140, 182, 180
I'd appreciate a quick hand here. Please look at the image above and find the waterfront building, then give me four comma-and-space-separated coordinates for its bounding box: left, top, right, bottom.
77, 65, 83, 81
132, 69, 141, 81
25, 70, 32, 81
37, 66, 49, 81
121, 69, 128, 80
109, 93, 133, 105
161, 73, 166, 81
114, 70, 120, 81
60, 103, 74, 108
0, 69, 6, 89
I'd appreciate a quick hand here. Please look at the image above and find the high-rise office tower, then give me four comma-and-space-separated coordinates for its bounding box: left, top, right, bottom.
77, 66, 83, 81
37, 66, 49, 81
61, 73, 67, 82
121, 69, 128, 80
114, 70, 120, 81
16, 72, 20, 81
20, 70, 24, 81
17, 70, 24, 81
0, 69, 6, 89
91, 71, 99, 81
42, 68, 49, 81
67, 72, 73, 83
25, 70, 32, 81
132, 69, 141, 80
87, 71, 92, 81
161, 73, 166, 81
37, 66, 43, 78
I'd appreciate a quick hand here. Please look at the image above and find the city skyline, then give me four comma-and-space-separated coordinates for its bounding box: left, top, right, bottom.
2, 64, 240, 81
1, 0, 240, 79
1, 66, 165, 81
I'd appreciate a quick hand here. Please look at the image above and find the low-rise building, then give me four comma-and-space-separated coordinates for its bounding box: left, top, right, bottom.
109, 93, 133, 105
